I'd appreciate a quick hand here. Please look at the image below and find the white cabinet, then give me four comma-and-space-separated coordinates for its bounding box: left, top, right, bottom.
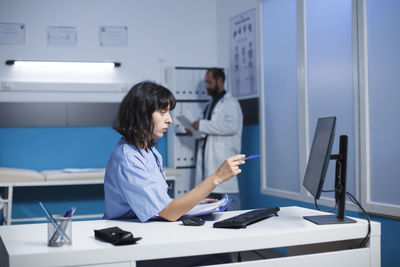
166, 67, 211, 197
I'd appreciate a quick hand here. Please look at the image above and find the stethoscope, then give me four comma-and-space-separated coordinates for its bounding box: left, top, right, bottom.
150, 147, 172, 191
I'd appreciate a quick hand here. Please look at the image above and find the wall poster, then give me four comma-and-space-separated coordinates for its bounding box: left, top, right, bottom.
0, 23, 25, 44
47, 26, 77, 46
229, 8, 258, 99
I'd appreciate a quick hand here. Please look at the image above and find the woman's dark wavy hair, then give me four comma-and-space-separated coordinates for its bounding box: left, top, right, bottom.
113, 81, 176, 148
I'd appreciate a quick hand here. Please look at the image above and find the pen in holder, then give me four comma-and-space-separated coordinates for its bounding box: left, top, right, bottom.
47, 215, 72, 247
38, 202, 73, 247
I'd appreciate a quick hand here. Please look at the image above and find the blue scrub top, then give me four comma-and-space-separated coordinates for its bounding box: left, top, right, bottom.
103, 138, 172, 222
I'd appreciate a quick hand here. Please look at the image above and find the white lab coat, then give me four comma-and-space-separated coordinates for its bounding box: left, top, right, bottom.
194, 91, 243, 193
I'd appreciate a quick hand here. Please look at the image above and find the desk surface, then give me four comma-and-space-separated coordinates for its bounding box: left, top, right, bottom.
0, 206, 380, 267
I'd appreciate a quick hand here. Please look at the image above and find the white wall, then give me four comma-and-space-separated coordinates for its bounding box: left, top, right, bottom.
0, 0, 218, 101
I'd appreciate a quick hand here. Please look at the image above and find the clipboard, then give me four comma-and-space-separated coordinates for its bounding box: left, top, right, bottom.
184, 194, 231, 217
176, 115, 203, 139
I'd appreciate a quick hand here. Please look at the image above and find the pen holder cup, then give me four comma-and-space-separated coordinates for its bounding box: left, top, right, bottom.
47, 216, 72, 247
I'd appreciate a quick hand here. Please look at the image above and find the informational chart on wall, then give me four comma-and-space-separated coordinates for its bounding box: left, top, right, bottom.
0, 23, 25, 44
99, 26, 128, 47
47, 26, 77, 47
229, 8, 258, 99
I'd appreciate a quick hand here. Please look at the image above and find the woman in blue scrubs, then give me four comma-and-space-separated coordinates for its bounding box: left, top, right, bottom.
103, 82, 244, 265
104, 81, 245, 223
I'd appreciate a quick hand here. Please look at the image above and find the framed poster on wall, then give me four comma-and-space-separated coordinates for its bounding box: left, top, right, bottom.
229, 8, 258, 99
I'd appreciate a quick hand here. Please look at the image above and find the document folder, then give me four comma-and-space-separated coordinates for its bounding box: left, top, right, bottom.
184, 194, 231, 217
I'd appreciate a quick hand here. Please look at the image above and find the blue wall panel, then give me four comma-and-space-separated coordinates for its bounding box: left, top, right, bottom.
0, 126, 120, 170
0, 126, 168, 170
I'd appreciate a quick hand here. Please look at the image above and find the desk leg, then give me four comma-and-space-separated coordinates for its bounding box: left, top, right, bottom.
1, 186, 13, 225
369, 232, 381, 267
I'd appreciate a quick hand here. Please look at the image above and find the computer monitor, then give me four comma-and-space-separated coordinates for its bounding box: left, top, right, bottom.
303, 116, 356, 225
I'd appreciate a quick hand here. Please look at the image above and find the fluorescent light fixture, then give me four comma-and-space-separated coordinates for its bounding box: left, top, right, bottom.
5, 60, 121, 69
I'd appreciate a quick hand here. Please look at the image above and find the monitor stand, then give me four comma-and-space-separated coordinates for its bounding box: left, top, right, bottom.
304, 135, 357, 225
303, 214, 356, 225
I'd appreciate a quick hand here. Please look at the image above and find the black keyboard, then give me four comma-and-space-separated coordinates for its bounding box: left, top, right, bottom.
213, 207, 280, 229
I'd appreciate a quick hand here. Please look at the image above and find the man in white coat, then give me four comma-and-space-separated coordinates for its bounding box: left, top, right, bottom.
191, 68, 243, 210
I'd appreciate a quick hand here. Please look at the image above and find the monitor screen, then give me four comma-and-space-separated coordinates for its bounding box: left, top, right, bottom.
303, 116, 336, 199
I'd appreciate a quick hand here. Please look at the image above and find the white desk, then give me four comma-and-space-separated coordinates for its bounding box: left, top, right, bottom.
0, 206, 380, 267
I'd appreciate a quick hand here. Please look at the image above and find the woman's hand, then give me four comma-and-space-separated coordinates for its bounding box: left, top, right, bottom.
199, 198, 218, 204
159, 154, 245, 222
213, 154, 245, 185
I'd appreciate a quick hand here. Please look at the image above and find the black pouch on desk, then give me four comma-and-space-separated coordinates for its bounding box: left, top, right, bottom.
94, 227, 142, 246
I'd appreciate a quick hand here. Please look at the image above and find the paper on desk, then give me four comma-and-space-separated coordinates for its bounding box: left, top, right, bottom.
62, 168, 103, 173
184, 194, 231, 216
176, 115, 203, 139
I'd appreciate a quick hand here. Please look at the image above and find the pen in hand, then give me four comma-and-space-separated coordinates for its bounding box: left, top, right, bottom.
239, 154, 261, 161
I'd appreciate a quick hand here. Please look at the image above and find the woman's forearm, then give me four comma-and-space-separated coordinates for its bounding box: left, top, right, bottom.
158, 154, 244, 221
158, 173, 220, 221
